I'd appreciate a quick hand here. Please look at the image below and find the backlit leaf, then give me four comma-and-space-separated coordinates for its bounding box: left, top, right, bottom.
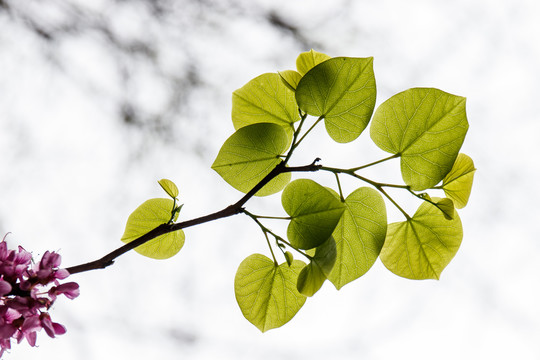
284, 251, 294, 266
158, 178, 179, 198
297, 237, 336, 297
370, 88, 468, 190
442, 153, 476, 208
435, 198, 455, 220
295, 57, 377, 143
121, 198, 184, 259
211, 123, 291, 196
232, 73, 300, 140
380, 198, 463, 280
282, 179, 345, 249
234, 254, 306, 332
296, 49, 331, 76
278, 70, 303, 92
327, 187, 387, 290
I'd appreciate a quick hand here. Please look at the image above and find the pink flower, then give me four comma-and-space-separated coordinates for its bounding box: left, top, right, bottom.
49, 282, 80, 300
0, 238, 79, 357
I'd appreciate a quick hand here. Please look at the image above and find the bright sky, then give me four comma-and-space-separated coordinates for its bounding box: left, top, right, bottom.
1, 0, 539, 359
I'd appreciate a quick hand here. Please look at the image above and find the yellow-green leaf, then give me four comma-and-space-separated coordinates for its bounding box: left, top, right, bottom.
234, 254, 306, 332
121, 198, 184, 259
296, 49, 331, 76
282, 179, 345, 250
370, 88, 469, 190
435, 198, 455, 220
278, 70, 303, 92
327, 187, 387, 290
211, 123, 291, 196
232, 73, 300, 140
158, 178, 179, 198
442, 153, 476, 208
297, 237, 336, 297
296, 57, 377, 143
380, 199, 463, 280
284, 251, 294, 266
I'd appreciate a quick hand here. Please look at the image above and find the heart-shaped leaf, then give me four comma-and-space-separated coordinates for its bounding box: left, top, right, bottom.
370, 88, 469, 191
295, 57, 377, 143
327, 187, 387, 290
232, 73, 300, 140
211, 123, 291, 196
234, 254, 306, 332
282, 179, 345, 250
295, 49, 331, 76
380, 198, 463, 280
121, 198, 184, 259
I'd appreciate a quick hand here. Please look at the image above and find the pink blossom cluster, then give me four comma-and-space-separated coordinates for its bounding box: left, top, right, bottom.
0, 241, 79, 357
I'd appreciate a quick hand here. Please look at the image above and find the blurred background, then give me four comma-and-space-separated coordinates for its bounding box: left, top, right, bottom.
1, 0, 539, 359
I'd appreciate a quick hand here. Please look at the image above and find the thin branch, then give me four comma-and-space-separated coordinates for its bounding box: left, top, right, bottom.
65, 160, 321, 275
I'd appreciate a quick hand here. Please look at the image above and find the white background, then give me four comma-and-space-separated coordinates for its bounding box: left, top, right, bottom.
1, 0, 539, 359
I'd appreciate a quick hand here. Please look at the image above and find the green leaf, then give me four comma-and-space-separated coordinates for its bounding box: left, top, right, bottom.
327, 187, 387, 290
380, 198, 463, 280
211, 123, 291, 196
297, 237, 336, 297
232, 73, 300, 140
435, 198, 455, 220
121, 198, 185, 259
370, 88, 469, 191
282, 179, 345, 249
296, 49, 331, 76
234, 254, 306, 332
295, 57, 377, 143
442, 153, 476, 208
284, 251, 294, 266
278, 70, 303, 92
158, 178, 179, 198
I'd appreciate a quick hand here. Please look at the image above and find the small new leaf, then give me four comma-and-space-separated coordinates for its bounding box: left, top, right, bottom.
296, 49, 331, 75
158, 179, 179, 199
442, 153, 476, 208
282, 179, 345, 250
121, 198, 185, 259
370, 88, 468, 190
297, 237, 336, 297
296, 57, 377, 143
284, 251, 294, 266
235, 254, 306, 332
380, 198, 463, 280
211, 123, 291, 196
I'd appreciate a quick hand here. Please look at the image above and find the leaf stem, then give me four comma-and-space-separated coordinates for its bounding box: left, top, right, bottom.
349, 154, 400, 171
334, 173, 345, 202
320, 166, 411, 220
264, 232, 278, 265
377, 186, 411, 220
244, 214, 291, 220
284, 111, 308, 163
294, 115, 324, 148
274, 236, 312, 261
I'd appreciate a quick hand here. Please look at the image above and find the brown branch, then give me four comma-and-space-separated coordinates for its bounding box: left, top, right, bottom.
65, 160, 321, 275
